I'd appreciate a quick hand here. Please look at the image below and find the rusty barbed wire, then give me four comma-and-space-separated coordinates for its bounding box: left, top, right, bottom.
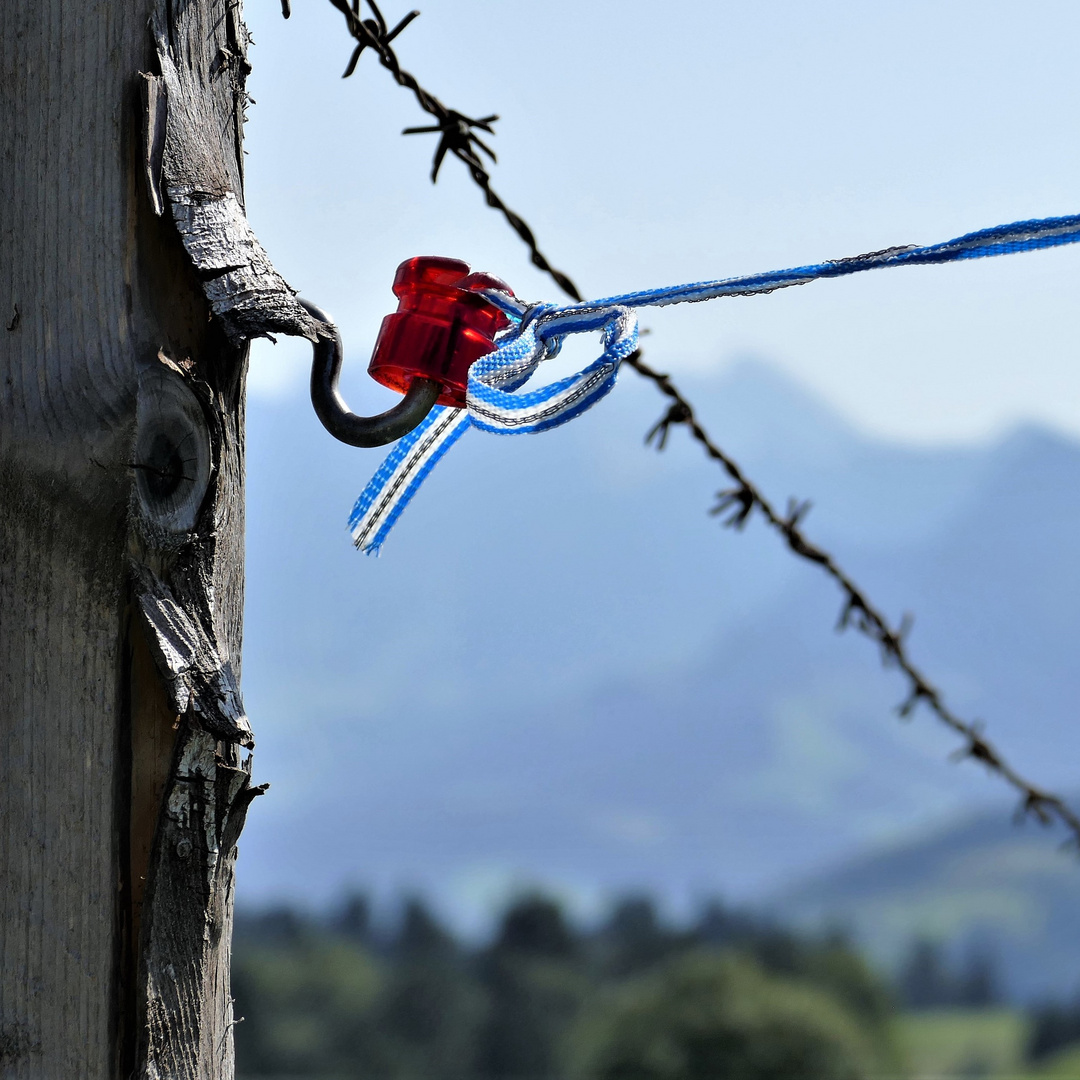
293, 0, 582, 301
299, 0, 1080, 846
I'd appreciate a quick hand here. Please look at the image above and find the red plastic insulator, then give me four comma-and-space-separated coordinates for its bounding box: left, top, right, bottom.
367, 256, 514, 408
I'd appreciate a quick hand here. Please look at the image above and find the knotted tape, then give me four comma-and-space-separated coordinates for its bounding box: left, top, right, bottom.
351, 212, 1080, 552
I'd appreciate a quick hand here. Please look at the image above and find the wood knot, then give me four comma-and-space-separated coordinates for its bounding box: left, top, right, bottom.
133, 363, 211, 538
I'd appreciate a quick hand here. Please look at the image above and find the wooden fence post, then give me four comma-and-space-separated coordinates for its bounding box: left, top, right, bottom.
1, 2, 316, 1075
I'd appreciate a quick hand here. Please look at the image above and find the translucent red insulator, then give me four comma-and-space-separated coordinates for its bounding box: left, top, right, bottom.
367, 256, 514, 408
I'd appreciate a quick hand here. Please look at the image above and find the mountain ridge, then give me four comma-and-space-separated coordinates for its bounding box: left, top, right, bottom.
239, 358, 1080, 962
769, 800, 1080, 1001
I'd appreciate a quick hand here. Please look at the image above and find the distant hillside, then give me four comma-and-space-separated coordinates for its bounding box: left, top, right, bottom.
771, 805, 1080, 1002
239, 359, 1080, 946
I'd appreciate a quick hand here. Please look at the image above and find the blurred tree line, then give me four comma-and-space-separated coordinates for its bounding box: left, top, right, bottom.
895, 937, 1002, 1010
1027, 992, 1080, 1064
233, 893, 902, 1080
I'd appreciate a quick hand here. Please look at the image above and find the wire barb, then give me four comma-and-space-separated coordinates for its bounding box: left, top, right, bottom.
644, 401, 691, 450
403, 110, 498, 182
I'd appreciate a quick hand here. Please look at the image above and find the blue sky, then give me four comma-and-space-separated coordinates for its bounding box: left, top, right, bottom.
232, 2, 1080, 922
242, 0, 1080, 444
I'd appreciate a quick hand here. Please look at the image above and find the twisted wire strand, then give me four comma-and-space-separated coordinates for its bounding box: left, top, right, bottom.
627, 349, 1080, 845
320, 0, 583, 300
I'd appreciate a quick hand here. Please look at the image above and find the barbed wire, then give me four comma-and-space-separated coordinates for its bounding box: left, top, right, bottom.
296, 0, 1080, 846
283, 0, 582, 300
627, 350, 1080, 845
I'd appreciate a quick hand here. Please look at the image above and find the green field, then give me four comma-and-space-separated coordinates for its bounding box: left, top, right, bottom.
897, 1009, 1080, 1080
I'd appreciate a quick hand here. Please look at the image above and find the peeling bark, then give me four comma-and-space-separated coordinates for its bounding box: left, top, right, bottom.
133, 564, 253, 748
145, 20, 320, 346
136, 723, 264, 1080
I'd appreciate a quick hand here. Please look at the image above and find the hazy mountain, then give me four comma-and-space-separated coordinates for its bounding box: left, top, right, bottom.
238, 358, 1080, 938
770, 804, 1080, 1002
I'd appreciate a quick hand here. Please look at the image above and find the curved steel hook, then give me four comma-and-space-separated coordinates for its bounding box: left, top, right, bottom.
298, 298, 441, 448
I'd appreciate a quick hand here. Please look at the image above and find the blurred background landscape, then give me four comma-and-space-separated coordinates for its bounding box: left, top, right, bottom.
237, 361, 1080, 1078
232, 1, 1080, 1075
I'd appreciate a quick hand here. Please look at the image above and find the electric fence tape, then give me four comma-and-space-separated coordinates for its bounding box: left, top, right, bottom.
351, 212, 1080, 553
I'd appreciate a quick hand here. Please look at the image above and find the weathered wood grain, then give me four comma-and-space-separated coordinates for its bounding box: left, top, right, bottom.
1, 0, 297, 1074
0, 479, 128, 1078
2, 4, 163, 1074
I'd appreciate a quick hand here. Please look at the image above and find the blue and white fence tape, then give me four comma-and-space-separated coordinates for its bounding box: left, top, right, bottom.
351, 212, 1080, 553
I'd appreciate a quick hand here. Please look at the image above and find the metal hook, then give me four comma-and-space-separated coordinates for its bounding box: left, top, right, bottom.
298, 298, 441, 448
